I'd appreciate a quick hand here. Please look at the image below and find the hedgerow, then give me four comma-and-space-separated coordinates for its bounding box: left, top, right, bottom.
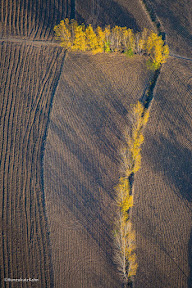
54, 18, 169, 69
114, 102, 149, 286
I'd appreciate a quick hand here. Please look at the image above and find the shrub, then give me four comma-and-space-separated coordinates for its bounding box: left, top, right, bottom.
124, 48, 134, 57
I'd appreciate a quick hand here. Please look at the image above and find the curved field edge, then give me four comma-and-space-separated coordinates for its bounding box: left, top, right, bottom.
43, 52, 153, 288
132, 58, 192, 288
0, 42, 65, 287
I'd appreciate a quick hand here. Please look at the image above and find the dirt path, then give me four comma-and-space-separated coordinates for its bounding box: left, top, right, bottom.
170, 53, 192, 62
0, 37, 60, 47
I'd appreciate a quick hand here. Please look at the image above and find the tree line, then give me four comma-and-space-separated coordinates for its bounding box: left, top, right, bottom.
54, 18, 169, 69
113, 102, 149, 285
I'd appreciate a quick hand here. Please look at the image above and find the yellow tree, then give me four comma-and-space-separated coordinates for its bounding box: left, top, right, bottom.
115, 177, 133, 214
146, 31, 169, 69
53, 19, 169, 68
104, 25, 111, 52
136, 28, 149, 54
162, 44, 169, 64
122, 28, 135, 53
54, 19, 72, 49
114, 177, 137, 284
72, 24, 87, 51
95, 26, 105, 53
85, 24, 98, 52
112, 26, 123, 51
127, 101, 149, 173
70, 19, 78, 44
114, 101, 149, 286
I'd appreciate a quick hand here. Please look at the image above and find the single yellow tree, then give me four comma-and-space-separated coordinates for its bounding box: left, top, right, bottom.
85, 24, 98, 52
72, 24, 87, 51
115, 177, 133, 216
104, 25, 111, 52
54, 19, 72, 49
112, 26, 123, 51
95, 26, 106, 53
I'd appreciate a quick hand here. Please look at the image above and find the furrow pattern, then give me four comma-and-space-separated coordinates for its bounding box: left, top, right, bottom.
0, 42, 65, 287
43, 52, 153, 288
1, 0, 71, 40
133, 58, 192, 288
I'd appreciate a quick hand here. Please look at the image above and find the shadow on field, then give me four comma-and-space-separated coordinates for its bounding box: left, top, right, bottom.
47, 118, 119, 260
155, 2, 192, 42
76, 0, 141, 31
135, 210, 188, 287
146, 76, 192, 203
151, 0, 192, 55
40, 50, 67, 287
142, 123, 192, 286
15, 0, 141, 38
146, 134, 192, 202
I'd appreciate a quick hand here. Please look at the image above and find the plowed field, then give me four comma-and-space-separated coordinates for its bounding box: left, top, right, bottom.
145, 0, 192, 57
0, 42, 65, 287
1, 0, 154, 40
43, 52, 153, 288
1, 0, 192, 287
1, 0, 70, 39
133, 58, 192, 288
76, 0, 154, 31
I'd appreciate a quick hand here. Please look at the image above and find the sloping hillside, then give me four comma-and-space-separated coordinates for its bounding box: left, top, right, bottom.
76, 0, 154, 31
0, 42, 65, 287
0, 1, 155, 287
1, 0, 154, 40
144, 0, 192, 57
1, 0, 191, 287
1, 0, 69, 39
132, 58, 192, 288
43, 52, 153, 288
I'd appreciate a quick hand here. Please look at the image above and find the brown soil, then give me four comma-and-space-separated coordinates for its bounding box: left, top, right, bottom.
43, 52, 153, 288
1, 0, 191, 287
76, 0, 154, 31
145, 0, 192, 58
0, 0, 69, 40
1, 0, 154, 41
132, 58, 192, 288
0, 42, 65, 287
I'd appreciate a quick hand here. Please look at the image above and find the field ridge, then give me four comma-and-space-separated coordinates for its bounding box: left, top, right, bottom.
0, 42, 66, 287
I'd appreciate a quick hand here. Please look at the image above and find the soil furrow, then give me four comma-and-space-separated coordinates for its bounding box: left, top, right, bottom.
0, 42, 65, 287
43, 52, 153, 287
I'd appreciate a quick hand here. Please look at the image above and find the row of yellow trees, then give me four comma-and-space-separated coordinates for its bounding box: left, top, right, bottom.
113, 102, 149, 285
54, 18, 169, 69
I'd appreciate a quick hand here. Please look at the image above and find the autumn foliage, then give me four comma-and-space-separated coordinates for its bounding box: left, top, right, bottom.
54, 19, 169, 69
114, 102, 149, 285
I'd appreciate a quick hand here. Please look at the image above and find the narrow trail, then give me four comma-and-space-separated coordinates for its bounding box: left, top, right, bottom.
1, 34, 191, 63
0, 37, 60, 47
170, 53, 192, 62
